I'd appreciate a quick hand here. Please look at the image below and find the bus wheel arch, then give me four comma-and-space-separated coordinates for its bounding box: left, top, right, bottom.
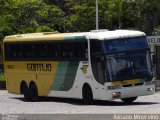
20, 81, 30, 101
82, 83, 93, 104
29, 81, 39, 102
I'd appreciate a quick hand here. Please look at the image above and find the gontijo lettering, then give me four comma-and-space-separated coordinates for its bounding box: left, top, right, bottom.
27, 63, 52, 71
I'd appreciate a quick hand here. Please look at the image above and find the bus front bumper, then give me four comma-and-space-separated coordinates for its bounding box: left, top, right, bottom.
107, 84, 155, 100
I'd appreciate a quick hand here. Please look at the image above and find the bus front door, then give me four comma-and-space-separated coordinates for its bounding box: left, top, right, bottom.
96, 60, 107, 100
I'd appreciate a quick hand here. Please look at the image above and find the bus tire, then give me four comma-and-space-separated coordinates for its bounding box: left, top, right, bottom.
20, 82, 31, 101
82, 84, 93, 104
121, 97, 137, 104
29, 82, 39, 102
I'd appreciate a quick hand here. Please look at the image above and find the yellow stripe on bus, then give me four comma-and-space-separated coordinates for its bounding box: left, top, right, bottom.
112, 79, 140, 86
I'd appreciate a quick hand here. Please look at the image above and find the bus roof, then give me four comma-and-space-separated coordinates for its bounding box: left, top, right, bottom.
4, 30, 145, 42
88, 29, 146, 40
4, 32, 88, 42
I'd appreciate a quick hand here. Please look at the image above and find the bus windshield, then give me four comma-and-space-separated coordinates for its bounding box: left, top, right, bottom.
102, 36, 148, 52
106, 51, 152, 82
98, 36, 153, 82
90, 36, 153, 83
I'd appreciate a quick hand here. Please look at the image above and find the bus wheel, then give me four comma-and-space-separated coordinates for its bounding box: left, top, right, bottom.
21, 82, 30, 101
121, 97, 137, 104
82, 85, 93, 104
29, 83, 39, 102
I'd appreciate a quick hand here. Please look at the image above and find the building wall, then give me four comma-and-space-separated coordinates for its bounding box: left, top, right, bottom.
147, 36, 160, 87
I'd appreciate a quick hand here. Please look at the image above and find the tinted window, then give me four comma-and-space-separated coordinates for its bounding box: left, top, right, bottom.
102, 36, 148, 53
4, 40, 88, 61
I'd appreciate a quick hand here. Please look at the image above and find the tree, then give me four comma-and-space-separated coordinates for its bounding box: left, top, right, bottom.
0, 0, 14, 17
0, 15, 15, 40
35, 25, 53, 32
98, 0, 123, 29
1, 0, 160, 35
37, 3, 65, 32
11, 0, 43, 33
64, 0, 98, 32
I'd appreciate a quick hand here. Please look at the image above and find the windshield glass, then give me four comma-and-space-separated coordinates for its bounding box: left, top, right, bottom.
106, 51, 152, 82
102, 36, 148, 52
90, 36, 152, 84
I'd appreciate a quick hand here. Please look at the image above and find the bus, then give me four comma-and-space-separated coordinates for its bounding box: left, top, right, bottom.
3, 29, 155, 103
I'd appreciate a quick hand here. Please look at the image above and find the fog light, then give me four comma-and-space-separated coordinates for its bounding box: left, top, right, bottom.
147, 88, 154, 91
112, 92, 121, 99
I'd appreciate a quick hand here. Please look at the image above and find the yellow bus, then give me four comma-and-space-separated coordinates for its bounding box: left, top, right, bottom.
3, 30, 155, 103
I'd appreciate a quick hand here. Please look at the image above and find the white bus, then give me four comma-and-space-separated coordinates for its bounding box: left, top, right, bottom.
3, 29, 155, 103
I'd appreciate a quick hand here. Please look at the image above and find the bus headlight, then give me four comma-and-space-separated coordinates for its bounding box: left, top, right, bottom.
145, 81, 155, 85
112, 92, 121, 99
108, 85, 122, 90
147, 88, 154, 91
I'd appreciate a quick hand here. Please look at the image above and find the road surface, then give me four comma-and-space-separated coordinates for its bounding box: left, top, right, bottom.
0, 90, 160, 120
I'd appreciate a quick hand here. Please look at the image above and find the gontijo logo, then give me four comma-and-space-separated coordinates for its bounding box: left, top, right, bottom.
27, 63, 52, 72
81, 65, 88, 74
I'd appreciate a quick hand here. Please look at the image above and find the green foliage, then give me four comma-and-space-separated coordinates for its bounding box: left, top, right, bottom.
152, 26, 160, 35
0, 73, 5, 81
36, 4, 65, 32
0, 0, 14, 17
0, 33, 4, 41
13, 0, 65, 33
36, 25, 53, 32
0, 15, 15, 41
66, 4, 96, 32
0, 0, 160, 36
65, 0, 98, 32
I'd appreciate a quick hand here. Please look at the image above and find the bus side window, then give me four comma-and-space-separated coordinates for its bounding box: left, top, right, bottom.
57, 44, 61, 58
76, 42, 87, 60
11, 44, 22, 59
39, 44, 48, 58
61, 43, 74, 58
10, 45, 15, 58
25, 44, 31, 59
48, 43, 55, 58
61, 43, 67, 57
28, 45, 35, 58
69, 44, 74, 58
